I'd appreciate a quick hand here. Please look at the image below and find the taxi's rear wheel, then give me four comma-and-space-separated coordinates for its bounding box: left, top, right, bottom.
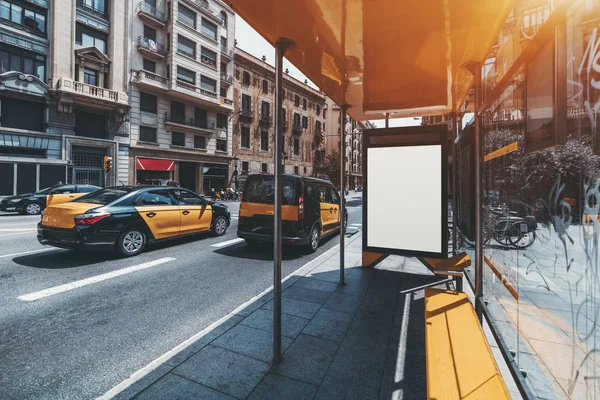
307, 225, 320, 253
213, 216, 228, 236
115, 229, 146, 257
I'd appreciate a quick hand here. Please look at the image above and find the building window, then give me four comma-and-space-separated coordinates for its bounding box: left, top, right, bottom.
323, 109, 327, 119
261, 163, 268, 173
294, 112, 301, 127
304, 166, 307, 174
143, 58, 156, 72
201, 18, 217, 40
242, 71, 251, 85
177, 66, 195, 84
0, 1, 46, 38
216, 139, 227, 152
242, 161, 249, 172
302, 115, 308, 129
143, 25, 156, 41
200, 47, 217, 68
217, 113, 228, 129
242, 94, 251, 112
262, 79, 268, 94
171, 100, 185, 122
140, 92, 157, 114
293, 138, 300, 155
220, 11, 227, 27
0, 45, 46, 81
172, 132, 185, 146
316, 105, 321, 116
302, 98, 307, 110
260, 130, 268, 151
294, 95, 300, 107
261, 101, 270, 120
76, 24, 107, 53
140, 126, 157, 143
194, 135, 206, 149
200, 76, 217, 93
81, 0, 106, 14
178, 3, 196, 28
177, 35, 196, 59
83, 68, 98, 86
220, 87, 227, 98
294, 166, 299, 174
282, 89, 286, 99
241, 126, 250, 148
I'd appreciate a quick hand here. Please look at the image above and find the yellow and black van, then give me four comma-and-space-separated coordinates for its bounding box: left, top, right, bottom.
237, 174, 347, 252
38, 186, 230, 257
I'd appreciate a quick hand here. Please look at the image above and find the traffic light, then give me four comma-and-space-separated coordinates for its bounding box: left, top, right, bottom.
103, 156, 113, 173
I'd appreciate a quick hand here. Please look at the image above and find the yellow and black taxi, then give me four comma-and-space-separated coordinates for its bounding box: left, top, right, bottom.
237, 174, 347, 252
0, 184, 100, 215
37, 186, 231, 257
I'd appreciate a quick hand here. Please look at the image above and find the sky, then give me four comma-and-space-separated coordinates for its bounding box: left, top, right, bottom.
234, 15, 423, 128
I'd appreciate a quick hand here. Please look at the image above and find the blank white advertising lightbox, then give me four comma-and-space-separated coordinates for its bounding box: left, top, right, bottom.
367, 145, 442, 254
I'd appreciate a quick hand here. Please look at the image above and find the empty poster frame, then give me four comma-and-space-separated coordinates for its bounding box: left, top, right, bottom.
363, 125, 448, 259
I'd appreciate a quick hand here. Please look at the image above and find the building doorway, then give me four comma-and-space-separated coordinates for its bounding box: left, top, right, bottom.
71, 145, 105, 186
179, 162, 198, 192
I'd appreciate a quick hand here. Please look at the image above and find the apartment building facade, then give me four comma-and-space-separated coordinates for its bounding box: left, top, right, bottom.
129, 0, 235, 193
0, 0, 130, 195
231, 48, 326, 188
322, 97, 371, 189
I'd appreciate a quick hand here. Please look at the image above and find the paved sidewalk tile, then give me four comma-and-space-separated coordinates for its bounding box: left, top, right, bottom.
302, 308, 354, 343
135, 373, 235, 400
240, 308, 309, 339
272, 334, 339, 385
247, 373, 317, 400
322, 292, 363, 314
172, 345, 270, 399
347, 311, 394, 345
292, 277, 338, 293
327, 335, 388, 388
262, 297, 322, 319
283, 286, 331, 304
313, 375, 379, 400
212, 325, 293, 363
335, 278, 371, 296
359, 292, 398, 316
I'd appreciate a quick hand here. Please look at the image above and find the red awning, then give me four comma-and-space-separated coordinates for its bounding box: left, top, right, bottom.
136, 158, 175, 171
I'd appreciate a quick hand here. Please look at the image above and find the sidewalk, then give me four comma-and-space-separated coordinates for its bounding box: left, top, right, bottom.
104, 233, 516, 400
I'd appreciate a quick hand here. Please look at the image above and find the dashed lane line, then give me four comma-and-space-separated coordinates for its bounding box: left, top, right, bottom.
211, 238, 244, 248
0, 248, 57, 259
17, 257, 176, 302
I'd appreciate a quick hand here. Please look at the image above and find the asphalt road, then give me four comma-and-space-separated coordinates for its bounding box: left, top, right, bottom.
0, 194, 363, 399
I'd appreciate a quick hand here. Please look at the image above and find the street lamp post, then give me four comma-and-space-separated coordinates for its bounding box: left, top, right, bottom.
233, 154, 239, 192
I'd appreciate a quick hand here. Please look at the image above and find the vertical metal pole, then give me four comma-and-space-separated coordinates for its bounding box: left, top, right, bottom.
451, 113, 457, 256
273, 37, 295, 364
472, 63, 484, 322
385, 112, 389, 128
340, 105, 350, 285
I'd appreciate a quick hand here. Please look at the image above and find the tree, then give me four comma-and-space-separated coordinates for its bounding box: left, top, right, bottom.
321, 150, 341, 187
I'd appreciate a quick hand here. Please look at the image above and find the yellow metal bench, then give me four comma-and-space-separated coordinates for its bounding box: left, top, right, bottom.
424, 288, 510, 399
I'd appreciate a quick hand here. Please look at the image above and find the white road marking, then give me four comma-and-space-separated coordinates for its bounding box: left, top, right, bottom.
211, 238, 244, 248
0, 231, 36, 237
350, 224, 362, 227
0, 248, 57, 259
18, 257, 176, 302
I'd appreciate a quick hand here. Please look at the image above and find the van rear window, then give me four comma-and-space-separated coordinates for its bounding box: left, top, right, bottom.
243, 175, 298, 205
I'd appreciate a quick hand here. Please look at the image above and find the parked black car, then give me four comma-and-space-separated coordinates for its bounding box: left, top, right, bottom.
0, 184, 100, 215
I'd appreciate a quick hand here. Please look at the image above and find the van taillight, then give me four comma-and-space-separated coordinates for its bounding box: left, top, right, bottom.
298, 195, 304, 220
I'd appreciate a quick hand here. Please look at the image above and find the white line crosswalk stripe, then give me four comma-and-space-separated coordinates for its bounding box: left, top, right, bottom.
18, 257, 176, 302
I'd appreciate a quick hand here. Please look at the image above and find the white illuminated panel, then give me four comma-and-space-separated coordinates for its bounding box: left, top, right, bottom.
367, 145, 442, 253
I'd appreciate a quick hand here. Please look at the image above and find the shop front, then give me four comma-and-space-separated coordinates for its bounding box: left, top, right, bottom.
135, 158, 174, 185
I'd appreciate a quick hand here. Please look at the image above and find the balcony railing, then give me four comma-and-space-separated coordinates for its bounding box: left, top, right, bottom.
221, 98, 233, 105
240, 108, 253, 119
221, 45, 234, 58
137, 70, 168, 85
138, 1, 165, 23
25, 0, 48, 8
220, 74, 233, 84
260, 114, 272, 125
164, 113, 216, 130
177, 13, 196, 29
292, 122, 303, 133
76, 0, 109, 19
72, 81, 118, 101
200, 55, 217, 68
137, 36, 165, 55
174, 80, 218, 99
186, 0, 223, 23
